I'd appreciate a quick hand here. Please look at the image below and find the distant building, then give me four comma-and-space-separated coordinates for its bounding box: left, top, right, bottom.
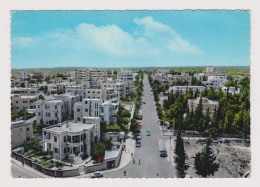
117, 71, 134, 81
168, 86, 206, 95
42, 117, 100, 161
166, 74, 192, 85
101, 80, 127, 98
11, 120, 33, 149
11, 87, 38, 95
75, 68, 107, 83
206, 66, 216, 75
188, 97, 219, 116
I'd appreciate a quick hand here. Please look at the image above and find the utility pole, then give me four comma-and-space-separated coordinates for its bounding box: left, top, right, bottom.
170, 135, 171, 163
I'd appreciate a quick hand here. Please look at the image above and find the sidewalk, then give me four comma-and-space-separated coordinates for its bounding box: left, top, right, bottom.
76, 136, 135, 178
11, 158, 52, 178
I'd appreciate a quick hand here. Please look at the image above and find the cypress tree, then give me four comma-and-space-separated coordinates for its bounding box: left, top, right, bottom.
194, 138, 219, 177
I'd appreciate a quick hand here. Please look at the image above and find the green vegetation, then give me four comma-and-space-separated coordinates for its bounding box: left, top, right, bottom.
194, 139, 219, 177
33, 121, 53, 134
175, 123, 188, 177
40, 161, 52, 168
91, 138, 113, 162
39, 94, 45, 100
11, 109, 28, 120
122, 101, 132, 105
158, 76, 250, 138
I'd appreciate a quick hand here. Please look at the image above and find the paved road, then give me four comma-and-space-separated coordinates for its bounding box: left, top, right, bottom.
11, 160, 43, 178
104, 74, 176, 178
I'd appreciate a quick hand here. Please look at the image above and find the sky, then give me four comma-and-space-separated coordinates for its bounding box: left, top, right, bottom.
11, 10, 250, 69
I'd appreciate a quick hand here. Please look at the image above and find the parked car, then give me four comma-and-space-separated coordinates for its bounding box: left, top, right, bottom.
143, 101, 146, 104
90, 171, 103, 178
135, 140, 141, 147
146, 130, 151, 136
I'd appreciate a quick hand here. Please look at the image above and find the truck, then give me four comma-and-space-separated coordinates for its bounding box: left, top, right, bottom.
158, 139, 167, 157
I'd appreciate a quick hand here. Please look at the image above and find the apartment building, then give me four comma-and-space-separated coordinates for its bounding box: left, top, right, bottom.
74, 99, 117, 125
117, 71, 134, 81
66, 85, 85, 96
85, 88, 120, 104
36, 99, 67, 124
168, 86, 206, 95
42, 117, 100, 161
166, 74, 192, 85
54, 93, 82, 118
47, 84, 66, 94
194, 73, 206, 80
206, 66, 216, 75
11, 87, 38, 95
188, 97, 219, 116
11, 94, 39, 111
101, 80, 127, 98
11, 120, 33, 149
75, 68, 107, 83
202, 79, 220, 90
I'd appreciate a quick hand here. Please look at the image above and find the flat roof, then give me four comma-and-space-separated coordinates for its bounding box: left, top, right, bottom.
45, 121, 95, 133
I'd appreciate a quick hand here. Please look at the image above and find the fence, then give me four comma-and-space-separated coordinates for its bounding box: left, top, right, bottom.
11, 151, 80, 177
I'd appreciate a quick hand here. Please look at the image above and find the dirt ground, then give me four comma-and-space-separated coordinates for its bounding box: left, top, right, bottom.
182, 138, 251, 178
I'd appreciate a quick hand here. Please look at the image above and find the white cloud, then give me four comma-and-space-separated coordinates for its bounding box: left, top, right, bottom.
12, 16, 202, 57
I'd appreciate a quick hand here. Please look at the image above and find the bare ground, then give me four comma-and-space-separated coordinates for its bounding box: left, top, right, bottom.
182, 138, 251, 178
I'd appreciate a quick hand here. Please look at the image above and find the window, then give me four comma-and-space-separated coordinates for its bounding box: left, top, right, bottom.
54, 148, 58, 153
85, 108, 88, 112
85, 101, 88, 104
54, 136, 57, 142
44, 131, 46, 135
55, 105, 57, 109
77, 117, 80, 121
27, 127, 30, 131
77, 108, 80, 112
16, 101, 18, 103
48, 143, 51, 150
64, 136, 67, 142
64, 147, 67, 154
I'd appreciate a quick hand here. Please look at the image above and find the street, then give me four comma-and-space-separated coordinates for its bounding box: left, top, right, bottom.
11, 160, 43, 178
104, 74, 176, 178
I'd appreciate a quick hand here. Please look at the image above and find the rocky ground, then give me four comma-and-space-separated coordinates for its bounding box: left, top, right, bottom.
182, 138, 251, 178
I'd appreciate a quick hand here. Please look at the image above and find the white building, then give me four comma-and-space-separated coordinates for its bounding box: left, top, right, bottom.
194, 73, 206, 80
168, 86, 206, 95
206, 66, 216, 75
11, 120, 33, 149
202, 79, 220, 90
188, 97, 219, 116
66, 85, 85, 96
42, 117, 100, 161
36, 99, 67, 124
54, 93, 82, 118
47, 84, 66, 94
117, 71, 134, 81
101, 80, 127, 98
74, 99, 118, 125
222, 86, 240, 95
75, 68, 107, 83
11, 87, 38, 95
85, 88, 120, 104
11, 94, 39, 111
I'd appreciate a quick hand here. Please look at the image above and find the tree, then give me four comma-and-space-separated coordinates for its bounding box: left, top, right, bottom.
39, 94, 45, 100
194, 139, 219, 177
91, 142, 106, 162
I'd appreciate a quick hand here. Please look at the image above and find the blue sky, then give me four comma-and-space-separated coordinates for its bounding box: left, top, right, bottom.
11, 10, 250, 69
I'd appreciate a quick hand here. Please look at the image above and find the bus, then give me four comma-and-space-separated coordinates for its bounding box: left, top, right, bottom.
158, 139, 167, 157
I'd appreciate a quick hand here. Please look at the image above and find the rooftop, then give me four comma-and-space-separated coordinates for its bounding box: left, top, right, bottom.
44, 121, 95, 133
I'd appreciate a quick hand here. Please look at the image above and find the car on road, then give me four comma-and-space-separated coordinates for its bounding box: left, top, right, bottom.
143, 101, 146, 104
158, 139, 168, 157
135, 140, 141, 147
90, 171, 103, 178
146, 130, 151, 136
